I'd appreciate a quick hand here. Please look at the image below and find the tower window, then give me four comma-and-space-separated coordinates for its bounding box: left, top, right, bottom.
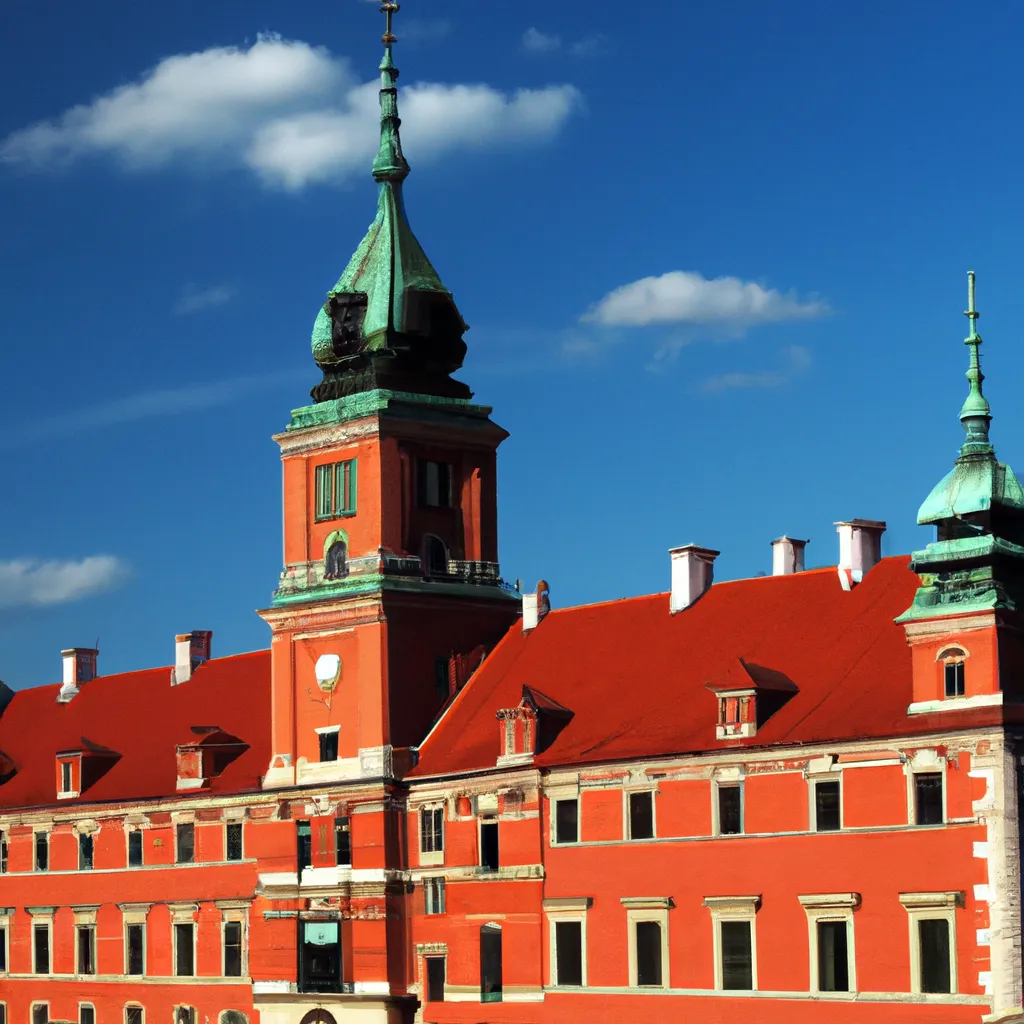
315, 460, 357, 521
319, 730, 339, 763
418, 460, 453, 508
422, 535, 448, 576
941, 648, 966, 698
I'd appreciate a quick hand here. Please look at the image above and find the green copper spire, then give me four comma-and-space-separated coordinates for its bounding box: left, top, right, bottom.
959, 270, 993, 457
308, 1, 469, 405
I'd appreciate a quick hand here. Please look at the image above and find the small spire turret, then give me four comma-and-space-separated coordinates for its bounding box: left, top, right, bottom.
959, 270, 993, 458
373, 2, 410, 184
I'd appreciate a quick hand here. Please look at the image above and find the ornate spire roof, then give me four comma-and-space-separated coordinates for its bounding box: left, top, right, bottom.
917, 272, 1024, 526
309, 2, 469, 405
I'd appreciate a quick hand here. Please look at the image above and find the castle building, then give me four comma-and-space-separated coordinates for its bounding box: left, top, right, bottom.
1, 6, 1023, 1024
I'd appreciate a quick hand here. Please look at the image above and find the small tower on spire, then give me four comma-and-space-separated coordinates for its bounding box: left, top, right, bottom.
959, 270, 993, 457
373, 2, 410, 184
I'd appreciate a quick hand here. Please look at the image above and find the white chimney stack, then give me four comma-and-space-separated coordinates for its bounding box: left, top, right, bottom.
522, 581, 551, 633
771, 536, 808, 576
669, 545, 720, 613
58, 648, 98, 703
171, 630, 213, 685
835, 520, 886, 590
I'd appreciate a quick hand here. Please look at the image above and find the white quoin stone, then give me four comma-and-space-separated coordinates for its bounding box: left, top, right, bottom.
523, 581, 551, 633
669, 545, 720, 613
57, 648, 98, 704
171, 630, 213, 686
835, 519, 886, 590
771, 536, 808, 576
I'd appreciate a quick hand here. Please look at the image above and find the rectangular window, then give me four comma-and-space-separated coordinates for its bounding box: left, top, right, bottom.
419, 460, 453, 508
919, 918, 952, 993
554, 920, 583, 986
817, 920, 850, 991
297, 821, 312, 872
128, 830, 143, 867
480, 817, 499, 870
334, 817, 351, 866
718, 785, 743, 835
315, 460, 357, 520
721, 920, 753, 990
420, 807, 444, 854
79, 832, 94, 870
555, 799, 579, 844
224, 921, 243, 977
33, 924, 49, 974
480, 925, 503, 1002
126, 924, 145, 975
176, 823, 195, 864
944, 660, 965, 698
174, 923, 194, 976
226, 822, 243, 862
125, 1008, 143, 1024
628, 791, 654, 840
0, 832, 6, 873
319, 730, 339, 762
424, 876, 446, 915
426, 956, 446, 1002
61, 761, 73, 793
175, 1010, 195, 1024
77, 926, 95, 975
814, 780, 841, 832
298, 919, 343, 994
80, 1007, 95, 1024
0, 925, 6, 971
635, 920, 663, 987
35, 832, 48, 871
435, 656, 450, 698
914, 773, 944, 825
32, 1006, 48, 1024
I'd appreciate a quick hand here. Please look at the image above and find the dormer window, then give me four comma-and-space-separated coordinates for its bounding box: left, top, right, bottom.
939, 647, 967, 698
713, 690, 756, 739
709, 660, 798, 741
56, 753, 81, 799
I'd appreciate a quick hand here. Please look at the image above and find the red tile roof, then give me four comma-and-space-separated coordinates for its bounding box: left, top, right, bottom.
410, 557, 998, 778
0, 651, 271, 810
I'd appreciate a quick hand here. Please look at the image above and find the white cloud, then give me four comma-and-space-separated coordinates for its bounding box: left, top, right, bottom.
570, 35, 609, 58
582, 271, 830, 328
0, 34, 581, 190
0, 556, 130, 609
522, 27, 562, 52
175, 283, 235, 315
701, 344, 813, 394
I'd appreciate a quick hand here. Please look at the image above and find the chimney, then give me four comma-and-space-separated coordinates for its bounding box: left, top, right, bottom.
522, 580, 551, 633
669, 545, 720, 613
171, 630, 213, 685
771, 536, 808, 576
58, 648, 98, 703
835, 520, 886, 590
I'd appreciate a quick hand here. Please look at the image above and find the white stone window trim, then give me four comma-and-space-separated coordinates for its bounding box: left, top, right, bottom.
704, 895, 760, 991
621, 896, 672, 989
122, 917, 147, 977
220, 912, 247, 979
544, 897, 591, 988
808, 773, 844, 832
550, 795, 581, 846
622, 786, 658, 841
798, 892, 860, 996
711, 774, 745, 837
28, 911, 53, 975
416, 942, 449, 1002
904, 748, 948, 826
419, 804, 444, 866
899, 891, 962, 995
170, 905, 198, 977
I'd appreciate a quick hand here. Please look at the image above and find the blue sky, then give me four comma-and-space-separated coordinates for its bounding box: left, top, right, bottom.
2, 0, 1024, 688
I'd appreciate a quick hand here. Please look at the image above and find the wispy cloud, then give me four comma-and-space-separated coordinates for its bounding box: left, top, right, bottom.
701, 344, 813, 394
0, 33, 582, 190
0, 556, 131, 609
0, 369, 309, 447
522, 27, 608, 57
401, 18, 454, 45
174, 283, 235, 315
582, 271, 830, 329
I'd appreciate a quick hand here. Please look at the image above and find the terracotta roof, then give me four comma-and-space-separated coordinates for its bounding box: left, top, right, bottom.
410, 557, 998, 778
0, 651, 271, 810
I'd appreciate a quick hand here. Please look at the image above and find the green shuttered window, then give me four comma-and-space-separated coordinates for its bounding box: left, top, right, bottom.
314, 459, 357, 521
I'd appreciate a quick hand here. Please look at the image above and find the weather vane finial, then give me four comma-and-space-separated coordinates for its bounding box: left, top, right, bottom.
381, 2, 400, 47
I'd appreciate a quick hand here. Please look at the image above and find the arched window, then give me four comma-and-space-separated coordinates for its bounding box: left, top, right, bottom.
480, 923, 503, 1003
422, 535, 448, 577
325, 541, 348, 580
938, 647, 967, 698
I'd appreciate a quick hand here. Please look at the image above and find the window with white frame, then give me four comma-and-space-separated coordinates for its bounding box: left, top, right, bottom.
76, 924, 96, 975
544, 897, 590, 988
0, 1003, 6, 1024
125, 1006, 144, 1024
937, 646, 967, 698
425, 955, 446, 1002
419, 806, 444, 863
0, 914, 7, 972
424, 876, 446, 915
123, 911, 147, 976
553, 798, 579, 844
622, 897, 671, 989
899, 891, 961, 994
626, 790, 655, 840
169, 907, 197, 977
31, 1004, 48, 1024
799, 893, 859, 994
715, 782, 743, 835
220, 907, 246, 978
913, 772, 944, 825
80, 1005, 95, 1024
812, 777, 841, 832
176, 1007, 196, 1024
32, 919, 50, 974
704, 895, 759, 991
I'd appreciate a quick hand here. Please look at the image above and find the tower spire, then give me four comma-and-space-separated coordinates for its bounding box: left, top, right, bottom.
373, 2, 410, 183
959, 270, 994, 458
